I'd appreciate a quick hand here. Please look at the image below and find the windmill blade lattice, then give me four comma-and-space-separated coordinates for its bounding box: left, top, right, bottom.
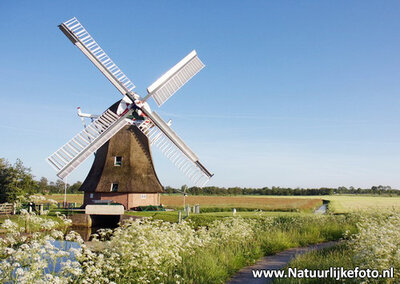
47, 110, 129, 179
137, 118, 211, 187
50, 17, 213, 186
146, 50, 205, 107
60, 17, 136, 98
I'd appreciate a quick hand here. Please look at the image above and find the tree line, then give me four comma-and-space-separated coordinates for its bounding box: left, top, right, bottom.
164, 185, 400, 196
1, 157, 399, 203
0, 158, 82, 203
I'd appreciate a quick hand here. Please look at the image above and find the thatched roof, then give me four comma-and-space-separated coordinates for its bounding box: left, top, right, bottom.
79, 101, 163, 193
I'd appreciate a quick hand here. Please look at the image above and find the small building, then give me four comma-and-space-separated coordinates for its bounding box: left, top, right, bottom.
80, 103, 163, 209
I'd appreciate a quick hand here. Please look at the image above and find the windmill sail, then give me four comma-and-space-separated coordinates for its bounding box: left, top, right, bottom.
47, 110, 130, 179
145, 50, 205, 107
138, 110, 213, 186
59, 17, 137, 101
56, 17, 213, 186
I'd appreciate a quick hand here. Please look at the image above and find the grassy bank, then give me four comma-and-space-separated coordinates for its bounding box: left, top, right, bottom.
95, 214, 357, 283
0, 214, 69, 233
0, 211, 357, 283
276, 211, 400, 283
275, 243, 356, 284
121, 212, 357, 282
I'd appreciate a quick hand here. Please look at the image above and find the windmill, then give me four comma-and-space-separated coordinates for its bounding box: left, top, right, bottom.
47, 17, 213, 197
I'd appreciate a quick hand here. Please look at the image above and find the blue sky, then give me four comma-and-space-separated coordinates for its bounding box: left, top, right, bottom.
0, 1, 400, 188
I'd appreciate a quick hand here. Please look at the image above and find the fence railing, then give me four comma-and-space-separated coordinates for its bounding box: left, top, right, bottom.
0, 203, 16, 215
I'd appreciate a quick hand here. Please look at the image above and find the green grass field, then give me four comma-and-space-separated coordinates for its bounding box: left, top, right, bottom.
45, 194, 83, 204
45, 193, 400, 213
321, 195, 400, 213
125, 210, 313, 226
265, 195, 400, 213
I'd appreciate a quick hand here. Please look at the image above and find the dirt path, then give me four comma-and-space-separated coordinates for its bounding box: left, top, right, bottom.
227, 241, 338, 284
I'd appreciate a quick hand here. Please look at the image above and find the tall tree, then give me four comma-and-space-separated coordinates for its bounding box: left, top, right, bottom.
68, 181, 82, 193
0, 158, 37, 202
38, 177, 49, 194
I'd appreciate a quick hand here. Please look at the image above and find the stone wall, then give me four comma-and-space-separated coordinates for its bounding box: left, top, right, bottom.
69, 214, 92, 228
84, 192, 160, 210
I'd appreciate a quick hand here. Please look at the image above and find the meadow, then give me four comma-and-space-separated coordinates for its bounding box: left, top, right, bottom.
310, 195, 400, 213
45, 194, 323, 212
161, 195, 322, 211
125, 210, 313, 227
46, 193, 400, 213
255, 194, 400, 213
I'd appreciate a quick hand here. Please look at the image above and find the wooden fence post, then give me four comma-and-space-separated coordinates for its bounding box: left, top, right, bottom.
178, 211, 182, 223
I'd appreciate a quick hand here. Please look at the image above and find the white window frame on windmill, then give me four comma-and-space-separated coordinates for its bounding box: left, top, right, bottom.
114, 156, 122, 166
111, 183, 119, 192
141, 194, 147, 199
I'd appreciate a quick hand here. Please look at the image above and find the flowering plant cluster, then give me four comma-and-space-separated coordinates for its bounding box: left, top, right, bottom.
0, 212, 361, 283
0, 211, 268, 284
0, 210, 77, 283
350, 211, 400, 279
28, 195, 58, 205
78, 217, 257, 283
